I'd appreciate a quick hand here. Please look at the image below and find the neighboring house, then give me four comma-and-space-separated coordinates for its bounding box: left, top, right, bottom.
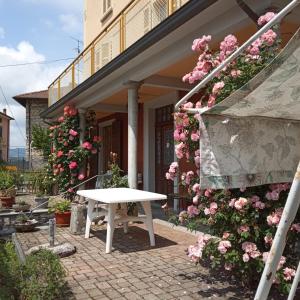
41, 0, 300, 204
13, 90, 48, 170
0, 109, 13, 162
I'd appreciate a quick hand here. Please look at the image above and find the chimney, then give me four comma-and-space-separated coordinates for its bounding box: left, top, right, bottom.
3, 108, 6, 115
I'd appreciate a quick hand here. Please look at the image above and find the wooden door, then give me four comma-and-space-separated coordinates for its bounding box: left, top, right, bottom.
155, 105, 174, 195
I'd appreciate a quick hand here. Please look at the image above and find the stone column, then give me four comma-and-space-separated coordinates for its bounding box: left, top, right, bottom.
78, 108, 87, 190
126, 81, 140, 189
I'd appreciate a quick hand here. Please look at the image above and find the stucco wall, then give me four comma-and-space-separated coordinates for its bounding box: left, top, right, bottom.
84, 0, 131, 47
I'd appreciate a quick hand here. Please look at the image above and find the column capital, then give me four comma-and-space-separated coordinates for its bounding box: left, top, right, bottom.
123, 80, 142, 89
78, 108, 87, 115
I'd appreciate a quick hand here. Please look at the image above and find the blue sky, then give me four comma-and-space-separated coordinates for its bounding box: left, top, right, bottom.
0, 0, 83, 148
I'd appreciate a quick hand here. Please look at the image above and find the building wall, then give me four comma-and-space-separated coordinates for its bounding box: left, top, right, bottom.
25, 99, 48, 170
0, 116, 10, 161
84, 0, 131, 47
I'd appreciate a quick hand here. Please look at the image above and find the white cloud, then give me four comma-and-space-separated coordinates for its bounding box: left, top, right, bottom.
59, 13, 82, 34
0, 41, 66, 147
0, 26, 5, 39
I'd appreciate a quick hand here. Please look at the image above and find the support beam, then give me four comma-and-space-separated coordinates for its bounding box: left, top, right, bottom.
90, 103, 127, 113
143, 75, 195, 91
125, 81, 140, 189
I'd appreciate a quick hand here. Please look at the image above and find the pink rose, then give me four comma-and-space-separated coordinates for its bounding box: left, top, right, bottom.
187, 205, 199, 217
283, 267, 296, 281
69, 161, 78, 169
69, 129, 78, 136
57, 150, 63, 158
243, 253, 250, 262
291, 223, 300, 232
234, 197, 248, 210
82, 141, 92, 150
218, 240, 231, 254
78, 174, 85, 180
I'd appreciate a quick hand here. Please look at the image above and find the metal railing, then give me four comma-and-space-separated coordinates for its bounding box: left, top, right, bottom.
175, 0, 300, 113
48, 0, 190, 106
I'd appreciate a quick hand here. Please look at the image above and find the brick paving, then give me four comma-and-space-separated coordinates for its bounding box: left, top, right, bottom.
16, 221, 256, 300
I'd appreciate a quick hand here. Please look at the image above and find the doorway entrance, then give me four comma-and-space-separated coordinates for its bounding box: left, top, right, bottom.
155, 104, 174, 195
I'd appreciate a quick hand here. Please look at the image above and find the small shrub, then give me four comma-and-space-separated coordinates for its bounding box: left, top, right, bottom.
21, 250, 66, 300
0, 243, 66, 300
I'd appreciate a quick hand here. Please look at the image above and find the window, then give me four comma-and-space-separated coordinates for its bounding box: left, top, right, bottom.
103, 0, 111, 14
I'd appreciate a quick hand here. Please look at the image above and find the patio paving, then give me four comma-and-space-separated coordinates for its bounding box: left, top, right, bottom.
16, 221, 282, 300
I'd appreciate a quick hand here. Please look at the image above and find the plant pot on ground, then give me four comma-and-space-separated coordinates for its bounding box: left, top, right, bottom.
49, 200, 71, 227
0, 170, 16, 208
15, 214, 38, 232
12, 200, 31, 212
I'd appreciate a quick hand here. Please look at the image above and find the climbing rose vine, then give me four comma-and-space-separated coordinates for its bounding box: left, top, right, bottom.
48, 105, 101, 197
167, 12, 299, 294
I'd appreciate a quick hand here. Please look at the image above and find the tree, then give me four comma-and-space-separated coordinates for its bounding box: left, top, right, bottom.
31, 125, 51, 159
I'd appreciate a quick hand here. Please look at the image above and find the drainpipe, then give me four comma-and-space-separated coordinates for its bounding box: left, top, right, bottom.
125, 81, 141, 189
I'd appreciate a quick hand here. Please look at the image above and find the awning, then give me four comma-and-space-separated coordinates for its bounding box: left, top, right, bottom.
199, 28, 300, 189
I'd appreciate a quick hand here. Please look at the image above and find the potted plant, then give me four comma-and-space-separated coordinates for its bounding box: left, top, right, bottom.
12, 200, 31, 212
0, 170, 16, 208
104, 152, 138, 216
49, 200, 71, 227
15, 214, 38, 232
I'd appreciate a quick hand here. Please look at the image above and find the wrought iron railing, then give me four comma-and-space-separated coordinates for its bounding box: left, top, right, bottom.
48, 0, 190, 106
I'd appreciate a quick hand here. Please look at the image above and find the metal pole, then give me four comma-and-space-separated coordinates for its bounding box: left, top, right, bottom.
49, 218, 56, 247
254, 161, 300, 300
287, 261, 300, 300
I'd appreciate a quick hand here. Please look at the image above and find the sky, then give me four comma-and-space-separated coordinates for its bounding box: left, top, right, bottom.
0, 0, 84, 148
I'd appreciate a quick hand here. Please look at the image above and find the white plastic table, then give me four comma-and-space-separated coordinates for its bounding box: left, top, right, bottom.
77, 188, 167, 253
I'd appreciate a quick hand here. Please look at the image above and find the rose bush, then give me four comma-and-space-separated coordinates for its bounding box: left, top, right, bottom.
167, 12, 300, 294
47, 106, 101, 197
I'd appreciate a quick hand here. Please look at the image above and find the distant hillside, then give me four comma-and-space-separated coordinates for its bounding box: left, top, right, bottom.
9, 148, 25, 158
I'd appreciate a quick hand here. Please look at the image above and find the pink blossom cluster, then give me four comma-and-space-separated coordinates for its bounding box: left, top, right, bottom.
264, 233, 273, 246
283, 267, 296, 281
257, 12, 276, 26
242, 242, 261, 262
219, 34, 238, 58
187, 234, 211, 261
263, 252, 286, 270
191, 35, 211, 52
237, 225, 249, 234
187, 205, 200, 217
229, 197, 248, 210
246, 12, 277, 60
267, 207, 283, 226
266, 183, 290, 201
63, 105, 78, 117
250, 195, 265, 210
291, 223, 300, 232
218, 240, 231, 254
204, 202, 218, 215
165, 162, 179, 181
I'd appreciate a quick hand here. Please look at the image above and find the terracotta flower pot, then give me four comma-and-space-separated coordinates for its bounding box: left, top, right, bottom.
55, 211, 71, 227
0, 196, 15, 208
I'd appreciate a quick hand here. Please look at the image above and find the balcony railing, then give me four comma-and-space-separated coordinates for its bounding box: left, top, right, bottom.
48, 0, 190, 106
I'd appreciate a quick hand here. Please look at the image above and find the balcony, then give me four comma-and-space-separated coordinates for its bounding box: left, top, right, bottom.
48, 0, 190, 106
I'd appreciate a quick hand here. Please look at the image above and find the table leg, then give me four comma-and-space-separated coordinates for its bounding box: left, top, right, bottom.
141, 201, 155, 247
85, 199, 96, 238
120, 203, 129, 234
106, 203, 117, 254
